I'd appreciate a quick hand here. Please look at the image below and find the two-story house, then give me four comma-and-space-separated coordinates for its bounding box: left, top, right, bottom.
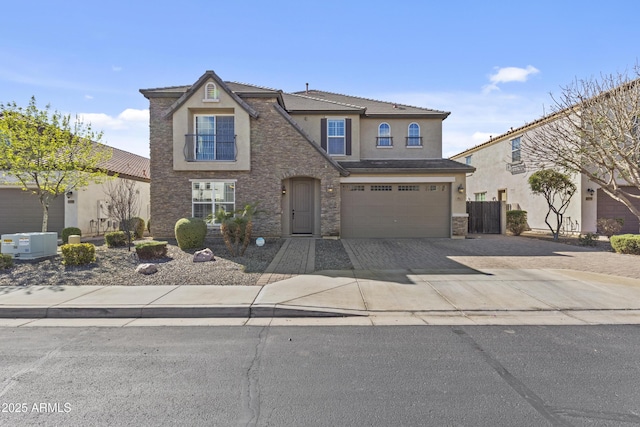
140, 70, 473, 240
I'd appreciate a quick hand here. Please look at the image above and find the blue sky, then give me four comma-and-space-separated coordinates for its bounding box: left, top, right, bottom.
1, 0, 638, 158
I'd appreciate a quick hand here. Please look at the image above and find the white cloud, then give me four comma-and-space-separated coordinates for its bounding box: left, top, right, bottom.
112, 66, 123, 72
483, 65, 540, 93
84, 94, 94, 100
77, 109, 150, 157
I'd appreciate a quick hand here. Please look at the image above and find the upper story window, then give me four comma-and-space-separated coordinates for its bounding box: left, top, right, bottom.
377, 123, 392, 147
328, 119, 346, 155
192, 180, 235, 225
407, 123, 422, 146
185, 115, 235, 161
204, 82, 219, 101
511, 137, 521, 163
465, 155, 472, 165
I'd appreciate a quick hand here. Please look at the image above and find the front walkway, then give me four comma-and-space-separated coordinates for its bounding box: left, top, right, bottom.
256, 238, 315, 285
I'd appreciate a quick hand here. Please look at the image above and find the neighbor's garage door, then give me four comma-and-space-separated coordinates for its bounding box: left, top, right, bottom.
341, 183, 450, 238
0, 188, 64, 235
597, 187, 640, 234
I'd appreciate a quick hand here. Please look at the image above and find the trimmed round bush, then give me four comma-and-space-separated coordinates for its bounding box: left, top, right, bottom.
610, 234, 640, 255
105, 231, 128, 247
62, 227, 82, 244
175, 217, 207, 250
506, 210, 528, 236
61, 243, 96, 266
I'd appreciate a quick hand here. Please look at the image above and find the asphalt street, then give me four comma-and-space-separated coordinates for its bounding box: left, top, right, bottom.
1, 325, 639, 426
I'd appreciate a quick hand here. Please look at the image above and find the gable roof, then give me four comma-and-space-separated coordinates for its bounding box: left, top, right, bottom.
99, 144, 150, 181
140, 71, 260, 119
282, 92, 366, 113
291, 89, 450, 119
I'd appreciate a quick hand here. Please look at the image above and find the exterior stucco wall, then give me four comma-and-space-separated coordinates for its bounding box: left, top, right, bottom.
453, 131, 591, 233
148, 95, 343, 239
66, 178, 150, 236
288, 113, 361, 161
172, 78, 252, 171
359, 117, 442, 159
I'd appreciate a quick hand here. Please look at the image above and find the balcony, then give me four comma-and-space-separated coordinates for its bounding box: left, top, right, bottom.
184, 134, 237, 161
405, 136, 423, 147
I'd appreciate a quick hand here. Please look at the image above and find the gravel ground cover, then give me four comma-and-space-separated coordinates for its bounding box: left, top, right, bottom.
0, 238, 283, 287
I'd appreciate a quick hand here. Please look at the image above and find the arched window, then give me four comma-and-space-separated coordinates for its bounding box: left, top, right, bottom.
204, 82, 218, 101
377, 123, 391, 146
407, 123, 421, 146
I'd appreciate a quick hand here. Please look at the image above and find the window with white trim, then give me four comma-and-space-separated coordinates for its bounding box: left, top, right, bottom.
192, 181, 235, 224
511, 137, 521, 162
192, 115, 235, 161
475, 192, 486, 201
377, 123, 391, 147
407, 123, 421, 146
465, 155, 472, 165
204, 82, 218, 101
327, 119, 345, 155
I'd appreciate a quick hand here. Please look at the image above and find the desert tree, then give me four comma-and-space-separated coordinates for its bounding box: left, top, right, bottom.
528, 169, 576, 241
522, 66, 640, 231
0, 96, 112, 232
103, 178, 141, 251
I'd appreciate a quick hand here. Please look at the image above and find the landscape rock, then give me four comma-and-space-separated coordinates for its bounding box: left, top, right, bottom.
136, 263, 158, 275
193, 248, 215, 262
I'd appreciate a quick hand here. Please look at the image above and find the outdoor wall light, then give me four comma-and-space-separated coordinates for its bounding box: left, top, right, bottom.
327, 185, 334, 193
587, 188, 595, 196
281, 185, 286, 195
457, 184, 464, 194
66, 191, 73, 199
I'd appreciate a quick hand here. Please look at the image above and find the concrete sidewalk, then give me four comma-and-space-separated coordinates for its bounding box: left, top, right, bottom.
2, 267, 640, 325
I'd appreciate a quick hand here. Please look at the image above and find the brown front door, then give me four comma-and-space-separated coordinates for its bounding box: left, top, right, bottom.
292, 178, 314, 234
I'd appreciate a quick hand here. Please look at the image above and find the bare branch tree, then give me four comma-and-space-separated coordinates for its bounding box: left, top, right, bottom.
522, 66, 640, 231
104, 179, 140, 251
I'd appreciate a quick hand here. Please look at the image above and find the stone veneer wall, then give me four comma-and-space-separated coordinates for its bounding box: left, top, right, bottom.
147, 95, 343, 239
452, 216, 468, 237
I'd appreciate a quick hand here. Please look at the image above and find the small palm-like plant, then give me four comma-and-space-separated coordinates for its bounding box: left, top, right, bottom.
209, 202, 261, 256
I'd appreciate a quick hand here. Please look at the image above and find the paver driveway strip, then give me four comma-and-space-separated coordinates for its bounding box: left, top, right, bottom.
341, 236, 640, 280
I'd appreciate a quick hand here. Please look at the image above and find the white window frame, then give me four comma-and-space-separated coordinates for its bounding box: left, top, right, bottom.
190, 179, 236, 226
511, 137, 522, 163
475, 192, 487, 202
203, 82, 219, 102
193, 114, 235, 161
465, 155, 472, 165
377, 122, 392, 147
407, 123, 421, 147
327, 118, 346, 156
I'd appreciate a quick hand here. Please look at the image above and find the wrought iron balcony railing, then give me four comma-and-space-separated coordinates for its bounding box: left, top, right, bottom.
405, 136, 423, 146
184, 134, 236, 161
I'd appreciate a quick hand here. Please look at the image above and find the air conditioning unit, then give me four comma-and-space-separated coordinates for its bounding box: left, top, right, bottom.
1, 232, 58, 259
97, 200, 110, 219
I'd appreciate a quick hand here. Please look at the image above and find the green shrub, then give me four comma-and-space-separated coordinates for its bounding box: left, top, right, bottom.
610, 234, 640, 255
0, 254, 13, 270
105, 231, 128, 247
62, 227, 82, 244
578, 232, 599, 247
506, 210, 528, 236
121, 217, 145, 239
61, 243, 96, 266
147, 218, 151, 234
174, 217, 208, 250
135, 240, 168, 260
596, 218, 624, 239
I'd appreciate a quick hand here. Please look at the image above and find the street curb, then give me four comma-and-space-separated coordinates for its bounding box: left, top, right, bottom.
0, 305, 362, 319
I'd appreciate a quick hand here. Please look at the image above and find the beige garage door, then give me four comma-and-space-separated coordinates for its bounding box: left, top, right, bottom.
341, 183, 451, 238
597, 187, 640, 234
0, 189, 65, 236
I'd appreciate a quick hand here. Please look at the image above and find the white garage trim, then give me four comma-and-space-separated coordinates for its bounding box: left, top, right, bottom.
340, 176, 456, 183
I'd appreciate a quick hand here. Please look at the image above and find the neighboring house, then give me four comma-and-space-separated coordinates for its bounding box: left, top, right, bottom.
140, 70, 474, 240
0, 146, 150, 236
452, 119, 640, 235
